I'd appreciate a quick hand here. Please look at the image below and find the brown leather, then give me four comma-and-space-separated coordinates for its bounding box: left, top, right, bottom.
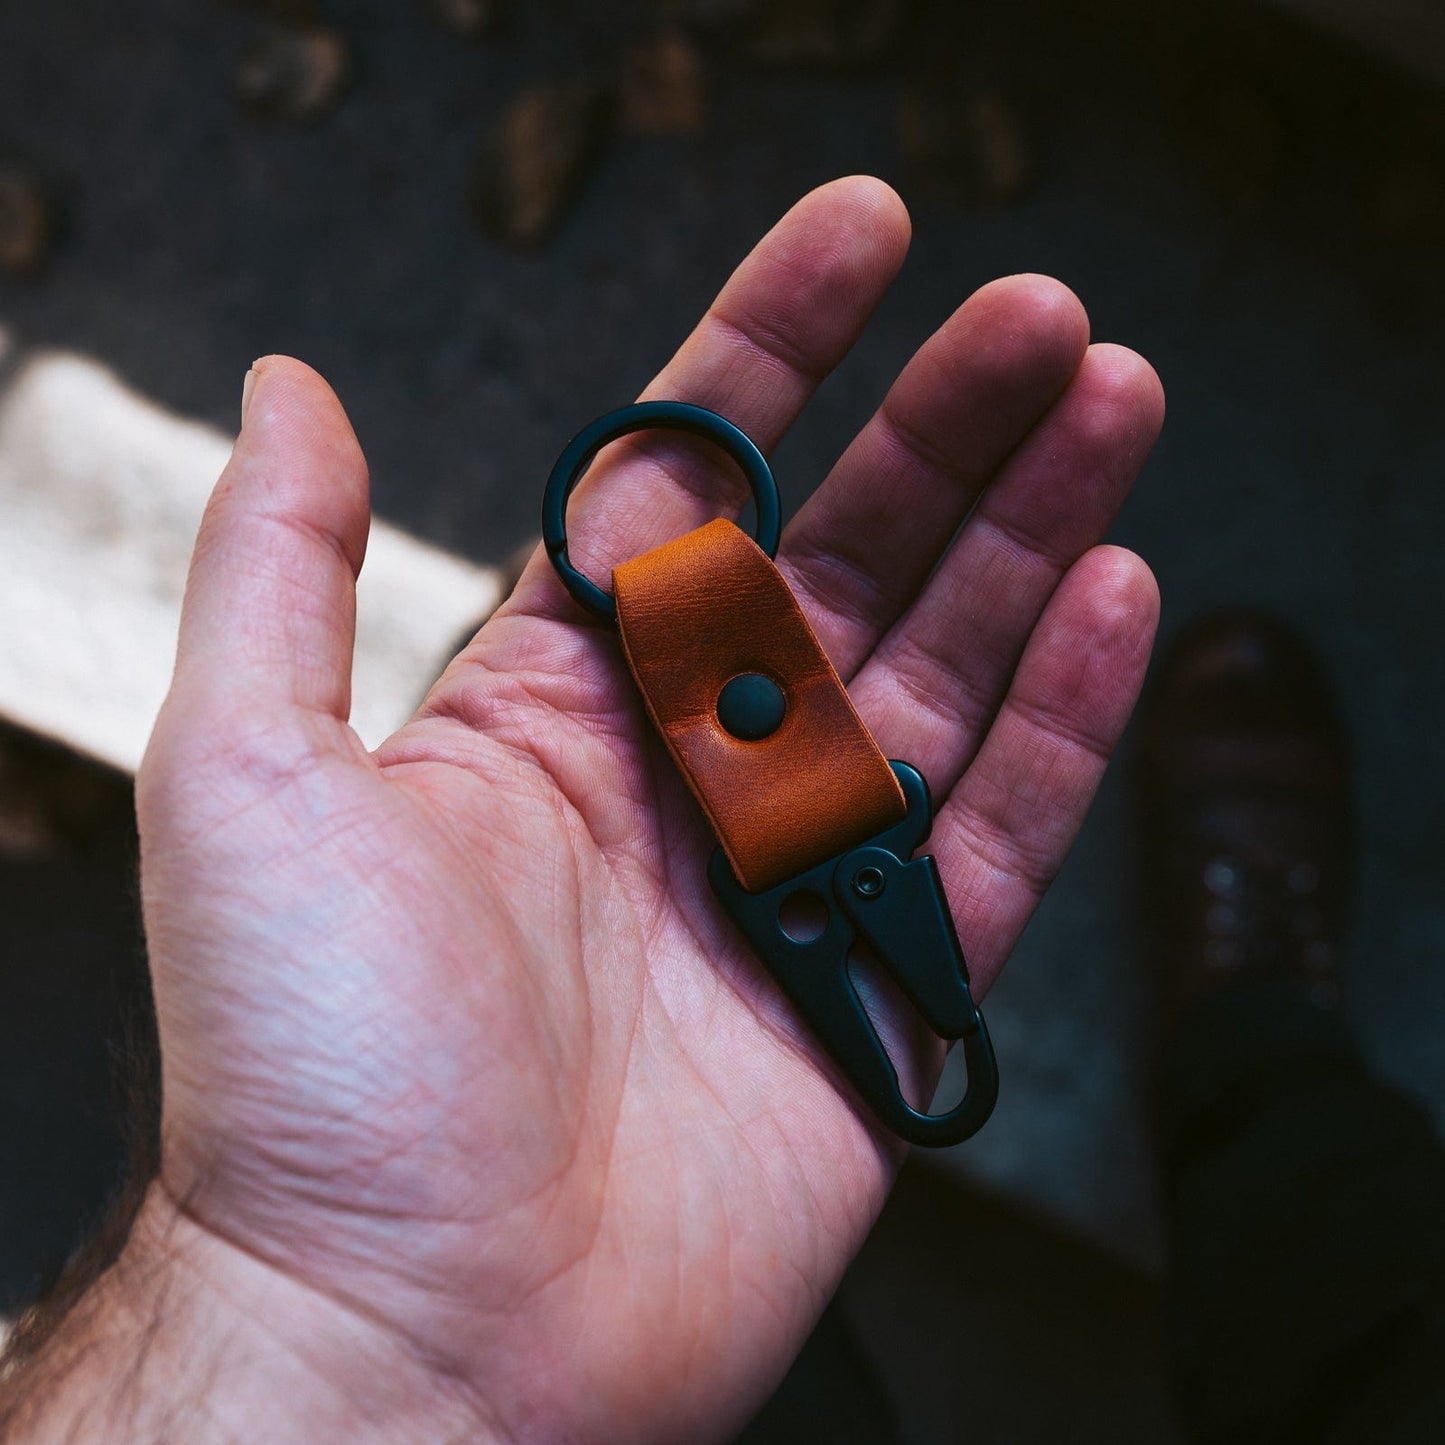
614, 518, 906, 893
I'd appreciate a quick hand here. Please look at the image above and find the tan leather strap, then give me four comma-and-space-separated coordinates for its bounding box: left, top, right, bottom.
613, 518, 906, 893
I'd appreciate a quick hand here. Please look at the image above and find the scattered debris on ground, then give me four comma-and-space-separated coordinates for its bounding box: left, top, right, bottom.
421, 0, 512, 43
232, 23, 351, 126
618, 27, 708, 137
746, 0, 906, 70
471, 84, 613, 249
899, 83, 1031, 209
0, 165, 54, 279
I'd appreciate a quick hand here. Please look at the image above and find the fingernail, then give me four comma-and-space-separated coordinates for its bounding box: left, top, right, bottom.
240, 367, 258, 427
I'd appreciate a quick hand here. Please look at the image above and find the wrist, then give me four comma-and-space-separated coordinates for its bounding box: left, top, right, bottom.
0, 1184, 501, 1442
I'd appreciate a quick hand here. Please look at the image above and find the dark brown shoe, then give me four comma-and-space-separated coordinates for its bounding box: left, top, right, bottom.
1135, 610, 1352, 1032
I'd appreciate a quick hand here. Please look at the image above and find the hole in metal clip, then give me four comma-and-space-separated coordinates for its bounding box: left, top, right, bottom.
847, 941, 941, 1113
778, 889, 829, 943
928, 1041, 973, 1116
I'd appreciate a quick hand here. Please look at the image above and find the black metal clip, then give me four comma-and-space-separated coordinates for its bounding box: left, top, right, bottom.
709, 761, 999, 1147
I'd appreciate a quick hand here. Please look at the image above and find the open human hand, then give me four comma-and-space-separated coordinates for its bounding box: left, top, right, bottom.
12, 178, 1163, 1442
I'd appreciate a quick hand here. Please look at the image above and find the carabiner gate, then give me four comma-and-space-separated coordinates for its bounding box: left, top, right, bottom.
709, 762, 999, 1147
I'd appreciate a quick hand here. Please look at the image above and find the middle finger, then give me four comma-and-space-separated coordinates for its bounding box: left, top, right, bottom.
851, 340, 1165, 790
778, 273, 1090, 673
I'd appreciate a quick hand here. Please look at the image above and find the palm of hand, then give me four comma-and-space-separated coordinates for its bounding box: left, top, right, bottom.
137, 179, 1163, 1442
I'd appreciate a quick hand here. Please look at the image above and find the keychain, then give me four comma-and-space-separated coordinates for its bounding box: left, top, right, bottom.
543, 401, 998, 1147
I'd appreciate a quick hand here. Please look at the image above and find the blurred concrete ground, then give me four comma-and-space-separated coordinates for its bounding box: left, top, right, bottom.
2, 0, 1444, 1438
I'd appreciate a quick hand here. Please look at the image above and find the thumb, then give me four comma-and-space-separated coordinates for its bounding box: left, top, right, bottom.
165, 356, 371, 730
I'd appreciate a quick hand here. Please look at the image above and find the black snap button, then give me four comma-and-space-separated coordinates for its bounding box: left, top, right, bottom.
716, 673, 786, 741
